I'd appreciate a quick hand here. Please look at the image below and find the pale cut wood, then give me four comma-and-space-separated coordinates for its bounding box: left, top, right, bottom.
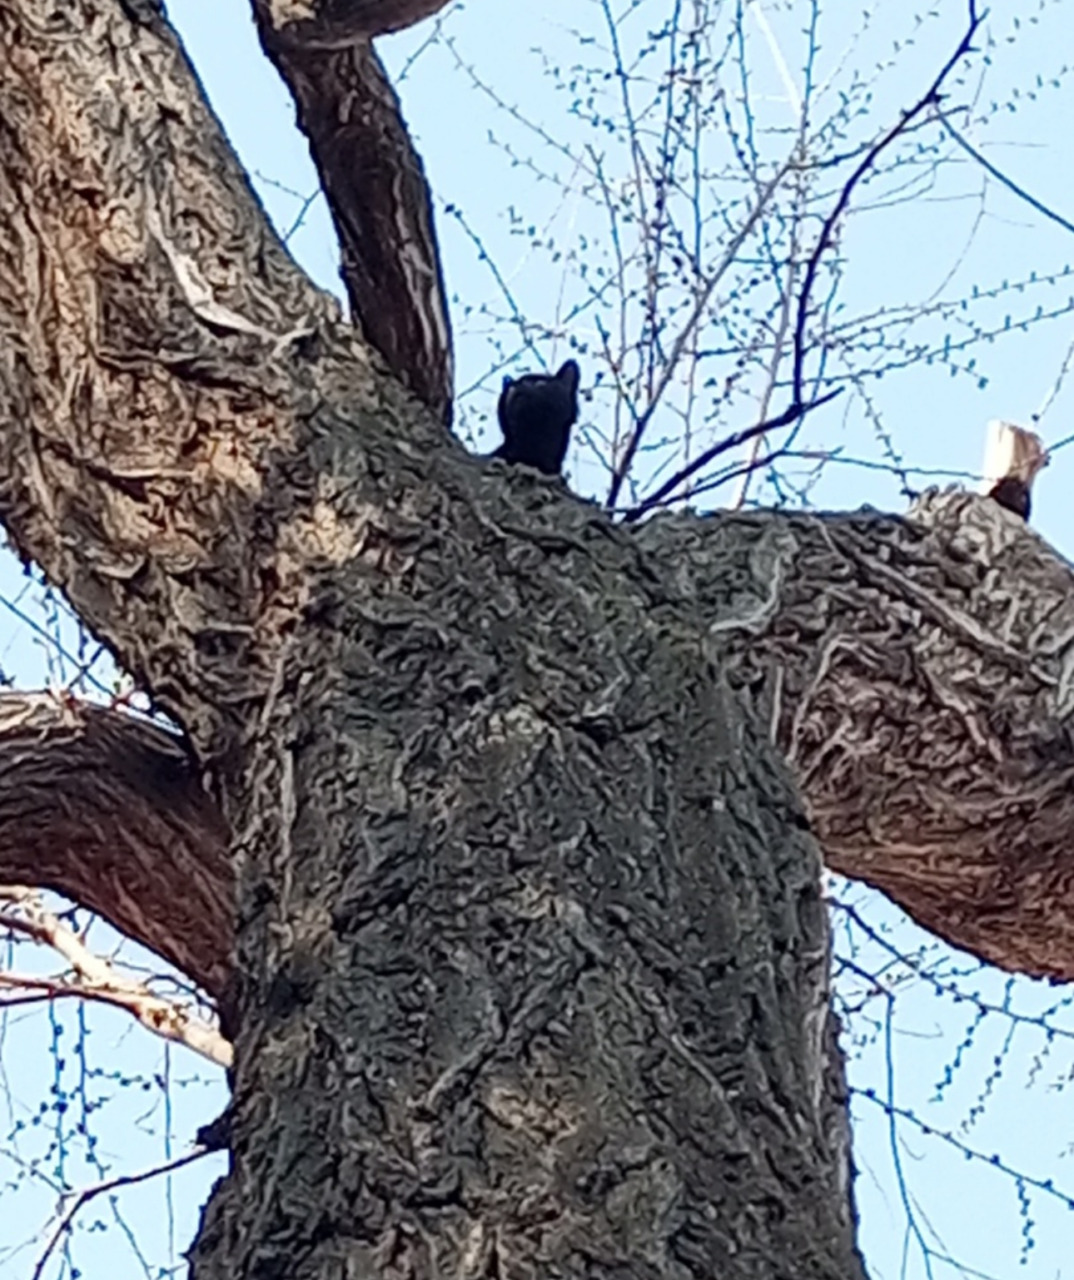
980, 419, 1047, 518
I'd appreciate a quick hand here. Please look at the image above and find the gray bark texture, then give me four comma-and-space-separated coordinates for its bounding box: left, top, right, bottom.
2, 1, 1072, 1277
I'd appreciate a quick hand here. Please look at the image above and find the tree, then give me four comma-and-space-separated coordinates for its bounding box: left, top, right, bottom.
2, 0, 1073, 1276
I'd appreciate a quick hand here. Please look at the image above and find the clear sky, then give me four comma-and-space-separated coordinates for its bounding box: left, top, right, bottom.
3, 1, 1074, 1277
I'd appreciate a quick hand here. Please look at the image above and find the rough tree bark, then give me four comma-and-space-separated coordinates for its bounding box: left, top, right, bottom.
8, 486, 1074, 1008
1, 1, 1070, 1278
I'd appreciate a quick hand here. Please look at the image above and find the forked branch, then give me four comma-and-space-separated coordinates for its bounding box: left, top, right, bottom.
0, 888, 231, 1066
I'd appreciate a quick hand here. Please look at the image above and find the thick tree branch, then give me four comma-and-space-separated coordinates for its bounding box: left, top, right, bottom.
256, 0, 455, 40
637, 488, 1074, 983
252, 2, 454, 422
801, 492, 1074, 981
0, 694, 230, 1006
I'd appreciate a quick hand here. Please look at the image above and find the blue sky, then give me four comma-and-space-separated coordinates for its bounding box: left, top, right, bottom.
3, 1, 1074, 1277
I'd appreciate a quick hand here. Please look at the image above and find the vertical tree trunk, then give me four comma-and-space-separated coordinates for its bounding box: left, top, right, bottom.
187, 447, 865, 1279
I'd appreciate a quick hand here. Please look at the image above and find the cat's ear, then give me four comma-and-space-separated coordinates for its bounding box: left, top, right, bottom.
555, 360, 580, 398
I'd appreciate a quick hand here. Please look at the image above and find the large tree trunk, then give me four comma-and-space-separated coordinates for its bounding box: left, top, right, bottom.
186, 486, 862, 1277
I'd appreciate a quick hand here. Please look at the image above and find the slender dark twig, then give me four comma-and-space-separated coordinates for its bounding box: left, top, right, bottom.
620, 388, 842, 522
618, 3, 982, 524
937, 113, 1074, 237
1047, 428, 1074, 455
606, 161, 793, 510
791, 0, 984, 405
883, 996, 937, 1280
32, 1151, 209, 1280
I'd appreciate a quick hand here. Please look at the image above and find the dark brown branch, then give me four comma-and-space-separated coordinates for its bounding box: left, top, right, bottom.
827, 490, 1074, 980
0, 694, 231, 1009
619, 389, 841, 521
791, 0, 983, 403
257, 0, 454, 39
252, 2, 454, 423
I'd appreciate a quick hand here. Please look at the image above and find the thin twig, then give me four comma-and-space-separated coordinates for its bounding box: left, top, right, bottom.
791, 0, 984, 405
606, 157, 796, 509
620, 388, 841, 521
32, 1151, 208, 1280
937, 112, 1074, 237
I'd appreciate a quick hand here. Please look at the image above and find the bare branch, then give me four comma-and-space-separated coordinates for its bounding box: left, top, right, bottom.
937, 111, 1074, 238
619, 389, 841, 521
32, 1149, 209, 1280
792, 0, 984, 404
606, 159, 795, 509
0, 890, 231, 1066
